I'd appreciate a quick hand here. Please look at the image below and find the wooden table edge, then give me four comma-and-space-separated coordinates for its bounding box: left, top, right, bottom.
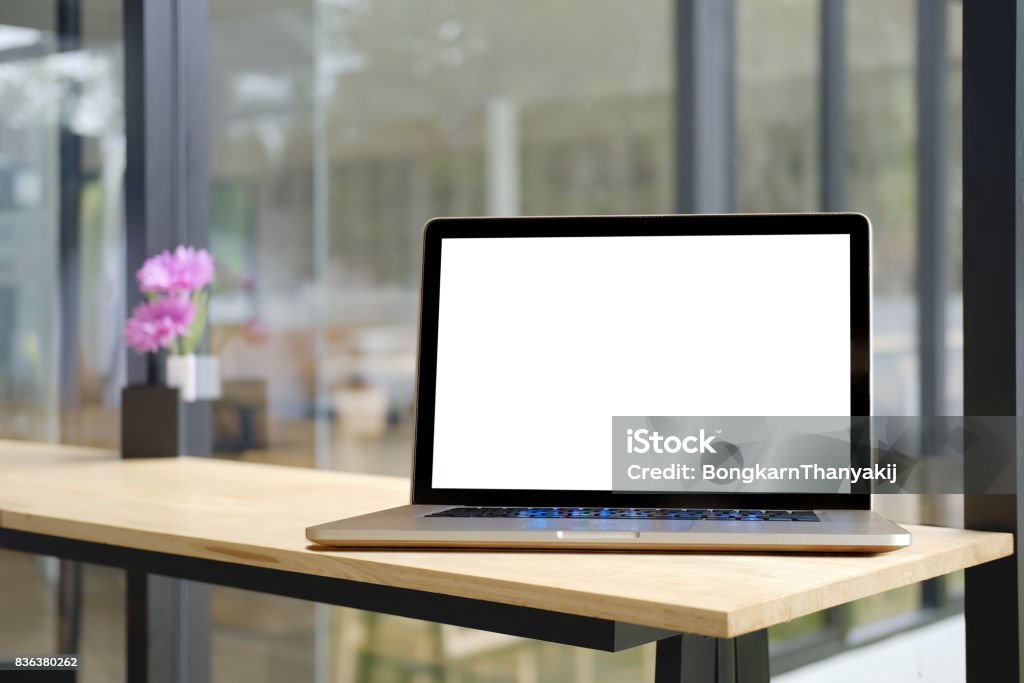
723, 526, 1014, 636
0, 509, 1011, 638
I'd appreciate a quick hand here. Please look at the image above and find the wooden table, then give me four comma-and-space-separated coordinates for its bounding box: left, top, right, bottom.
0, 440, 1012, 682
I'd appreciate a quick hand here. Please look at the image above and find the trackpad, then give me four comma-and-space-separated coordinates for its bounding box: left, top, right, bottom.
557, 531, 640, 541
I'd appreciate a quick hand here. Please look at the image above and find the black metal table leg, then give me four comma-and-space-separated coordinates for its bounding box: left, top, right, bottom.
57, 560, 83, 655
655, 630, 768, 683
734, 630, 769, 682
127, 572, 210, 683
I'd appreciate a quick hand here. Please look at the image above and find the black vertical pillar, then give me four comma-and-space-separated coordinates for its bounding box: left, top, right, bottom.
917, 0, 949, 422
56, 0, 85, 667
177, 0, 212, 459
675, 0, 736, 213
963, 0, 1024, 680
123, 0, 211, 680
818, 0, 856, 633
124, 0, 178, 322
57, 0, 82, 415
123, 0, 210, 457
820, 0, 846, 212
916, 0, 951, 610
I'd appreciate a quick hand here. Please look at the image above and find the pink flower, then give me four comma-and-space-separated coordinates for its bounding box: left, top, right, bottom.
124, 296, 196, 354
137, 246, 215, 293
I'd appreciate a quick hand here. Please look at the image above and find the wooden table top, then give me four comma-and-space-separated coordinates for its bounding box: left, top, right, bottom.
0, 440, 1012, 638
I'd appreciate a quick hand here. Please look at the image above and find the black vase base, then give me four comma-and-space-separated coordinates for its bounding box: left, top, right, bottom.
121, 385, 181, 458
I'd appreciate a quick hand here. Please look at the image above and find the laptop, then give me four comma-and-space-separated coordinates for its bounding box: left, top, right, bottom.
307, 213, 911, 552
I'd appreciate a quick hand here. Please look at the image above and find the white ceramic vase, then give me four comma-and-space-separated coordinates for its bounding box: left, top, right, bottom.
166, 353, 198, 402
194, 355, 222, 401
166, 353, 222, 403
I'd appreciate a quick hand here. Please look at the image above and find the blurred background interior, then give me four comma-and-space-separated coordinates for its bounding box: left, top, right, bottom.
0, 0, 966, 681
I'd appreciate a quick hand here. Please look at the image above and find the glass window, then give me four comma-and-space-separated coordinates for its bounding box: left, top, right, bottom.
737, 0, 819, 212
207, 0, 674, 473
207, 1, 672, 678
848, 0, 918, 417
0, 2, 124, 446
0, 2, 126, 681
0, 5, 63, 442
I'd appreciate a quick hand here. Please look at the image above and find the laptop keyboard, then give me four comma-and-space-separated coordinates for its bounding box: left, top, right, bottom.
425, 507, 820, 522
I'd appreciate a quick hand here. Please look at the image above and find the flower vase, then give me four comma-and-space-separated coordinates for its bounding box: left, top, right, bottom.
121, 384, 181, 458
166, 353, 222, 402
195, 354, 222, 400
166, 353, 198, 402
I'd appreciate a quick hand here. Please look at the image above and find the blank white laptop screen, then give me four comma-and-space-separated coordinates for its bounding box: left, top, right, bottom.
431, 234, 851, 491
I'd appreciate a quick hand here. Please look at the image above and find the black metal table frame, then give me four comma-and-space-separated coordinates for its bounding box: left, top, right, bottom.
0, 528, 768, 683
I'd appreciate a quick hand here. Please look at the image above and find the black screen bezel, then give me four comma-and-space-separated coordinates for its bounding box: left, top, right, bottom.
410, 213, 871, 510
